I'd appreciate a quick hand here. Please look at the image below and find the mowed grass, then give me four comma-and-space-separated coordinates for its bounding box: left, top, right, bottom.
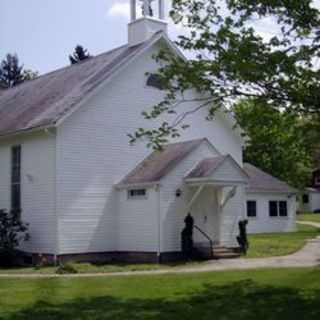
246, 224, 320, 258
0, 268, 319, 320
0, 261, 201, 275
298, 213, 320, 223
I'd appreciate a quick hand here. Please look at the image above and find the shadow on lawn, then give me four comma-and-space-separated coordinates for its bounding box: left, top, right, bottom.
2, 280, 320, 320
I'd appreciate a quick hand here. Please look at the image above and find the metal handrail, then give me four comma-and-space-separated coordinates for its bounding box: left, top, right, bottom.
193, 225, 214, 259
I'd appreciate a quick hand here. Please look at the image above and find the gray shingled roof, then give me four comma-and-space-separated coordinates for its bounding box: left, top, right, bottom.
119, 139, 206, 185
244, 163, 295, 193
0, 38, 155, 137
185, 156, 227, 179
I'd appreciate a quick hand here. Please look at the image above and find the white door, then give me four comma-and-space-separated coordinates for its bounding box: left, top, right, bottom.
191, 187, 220, 245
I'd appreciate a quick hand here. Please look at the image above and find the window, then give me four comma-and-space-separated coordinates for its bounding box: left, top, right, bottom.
11, 145, 21, 212
315, 177, 320, 186
146, 74, 163, 89
269, 201, 278, 217
128, 189, 147, 199
302, 194, 309, 204
247, 201, 257, 217
279, 201, 288, 217
269, 200, 288, 217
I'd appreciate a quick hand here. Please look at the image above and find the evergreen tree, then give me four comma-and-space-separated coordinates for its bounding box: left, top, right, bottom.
0, 54, 24, 89
0, 54, 38, 89
69, 45, 91, 65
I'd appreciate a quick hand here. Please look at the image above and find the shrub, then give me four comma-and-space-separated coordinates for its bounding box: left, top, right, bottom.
55, 263, 78, 274
237, 220, 249, 255
0, 209, 30, 267
181, 214, 194, 259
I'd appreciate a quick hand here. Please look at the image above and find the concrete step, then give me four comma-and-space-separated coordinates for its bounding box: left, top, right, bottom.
213, 252, 241, 259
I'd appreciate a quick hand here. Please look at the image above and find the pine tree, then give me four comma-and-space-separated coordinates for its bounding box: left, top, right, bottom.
69, 45, 91, 65
0, 54, 24, 89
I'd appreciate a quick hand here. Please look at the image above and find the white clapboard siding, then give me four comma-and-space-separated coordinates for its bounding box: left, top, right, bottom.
212, 159, 244, 181
56, 40, 244, 255
245, 192, 296, 234
160, 141, 219, 252
0, 131, 56, 253
219, 186, 245, 247
118, 187, 158, 251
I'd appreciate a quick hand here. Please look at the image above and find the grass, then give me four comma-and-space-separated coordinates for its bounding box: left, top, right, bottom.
298, 213, 320, 223
246, 224, 320, 258
0, 268, 319, 319
1, 222, 319, 275
0, 261, 200, 275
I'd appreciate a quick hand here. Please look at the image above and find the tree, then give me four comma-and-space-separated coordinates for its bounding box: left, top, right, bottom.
0, 210, 30, 267
129, 0, 320, 150
69, 45, 91, 65
234, 99, 314, 189
0, 53, 38, 89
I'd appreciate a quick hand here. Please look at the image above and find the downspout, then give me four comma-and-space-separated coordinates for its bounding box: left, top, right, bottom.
156, 184, 162, 263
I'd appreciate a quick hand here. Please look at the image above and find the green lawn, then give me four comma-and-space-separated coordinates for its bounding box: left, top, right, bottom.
246, 224, 320, 258
0, 268, 319, 319
298, 213, 320, 223
0, 261, 200, 275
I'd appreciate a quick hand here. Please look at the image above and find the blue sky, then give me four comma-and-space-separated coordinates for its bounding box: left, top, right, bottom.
2, 1, 319, 75
0, 0, 178, 74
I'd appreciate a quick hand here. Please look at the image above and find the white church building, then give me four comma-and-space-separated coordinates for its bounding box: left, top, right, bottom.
0, 0, 296, 264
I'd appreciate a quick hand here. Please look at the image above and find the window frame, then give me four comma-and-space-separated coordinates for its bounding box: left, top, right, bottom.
269, 200, 288, 218
127, 188, 148, 200
246, 200, 257, 218
302, 194, 309, 204
11, 145, 21, 213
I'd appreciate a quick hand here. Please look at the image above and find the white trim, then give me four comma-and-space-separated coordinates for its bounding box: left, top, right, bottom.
0, 125, 55, 140
246, 189, 296, 194
115, 181, 161, 189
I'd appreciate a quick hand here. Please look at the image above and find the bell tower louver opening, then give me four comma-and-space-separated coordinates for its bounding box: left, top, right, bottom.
128, 0, 168, 47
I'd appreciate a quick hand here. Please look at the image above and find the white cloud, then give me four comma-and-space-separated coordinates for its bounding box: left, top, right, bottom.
106, 2, 130, 19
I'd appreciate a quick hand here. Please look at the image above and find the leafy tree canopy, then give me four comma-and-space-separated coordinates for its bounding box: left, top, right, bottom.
234, 99, 314, 189
0, 53, 38, 89
69, 45, 91, 65
129, 0, 320, 150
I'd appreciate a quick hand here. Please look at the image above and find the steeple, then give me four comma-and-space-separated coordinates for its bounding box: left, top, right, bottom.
128, 0, 167, 47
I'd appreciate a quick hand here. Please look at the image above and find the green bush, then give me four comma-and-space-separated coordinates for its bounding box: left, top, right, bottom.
55, 263, 78, 274
0, 209, 30, 267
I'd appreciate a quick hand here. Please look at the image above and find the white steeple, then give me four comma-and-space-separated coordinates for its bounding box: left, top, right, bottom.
128, 0, 168, 47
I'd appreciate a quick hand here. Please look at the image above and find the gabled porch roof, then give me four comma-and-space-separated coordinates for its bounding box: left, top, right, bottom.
184, 155, 249, 187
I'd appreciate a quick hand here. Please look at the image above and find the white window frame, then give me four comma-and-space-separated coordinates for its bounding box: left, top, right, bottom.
246, 200, 257, 218
269, 200, 288, 218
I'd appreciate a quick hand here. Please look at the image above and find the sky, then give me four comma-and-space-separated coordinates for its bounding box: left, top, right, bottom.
0, 0, 181, 75
1, 0, 319, 75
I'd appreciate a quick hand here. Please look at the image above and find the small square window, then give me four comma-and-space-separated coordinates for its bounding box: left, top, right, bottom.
128, 189, 147, 199
302, 194, 309, 204
247, 201, 257, 217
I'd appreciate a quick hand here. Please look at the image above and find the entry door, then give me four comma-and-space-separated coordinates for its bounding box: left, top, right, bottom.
191, 187, 220, 244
